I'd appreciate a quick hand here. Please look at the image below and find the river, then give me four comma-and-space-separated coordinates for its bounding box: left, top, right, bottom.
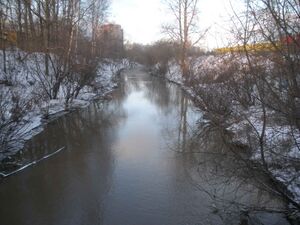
0, 68, 291, 225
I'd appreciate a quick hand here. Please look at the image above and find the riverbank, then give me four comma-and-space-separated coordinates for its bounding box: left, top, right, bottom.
149, 55, 300, 219
0, 49, 130, 172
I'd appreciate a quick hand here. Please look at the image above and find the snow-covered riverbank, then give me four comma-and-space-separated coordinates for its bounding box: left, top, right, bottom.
0, 49, 130, 161
150, 54, 300, 209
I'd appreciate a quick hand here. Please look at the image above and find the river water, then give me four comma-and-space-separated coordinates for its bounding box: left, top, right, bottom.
0, 69, 290, 225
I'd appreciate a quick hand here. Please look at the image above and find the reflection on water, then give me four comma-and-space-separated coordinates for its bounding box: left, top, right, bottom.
0, 69, 290, 225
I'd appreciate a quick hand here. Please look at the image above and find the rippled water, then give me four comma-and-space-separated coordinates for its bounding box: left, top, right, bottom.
0, 69, 290, 225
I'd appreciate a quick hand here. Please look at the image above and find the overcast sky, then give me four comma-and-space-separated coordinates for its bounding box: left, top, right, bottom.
110, 0, 244, 49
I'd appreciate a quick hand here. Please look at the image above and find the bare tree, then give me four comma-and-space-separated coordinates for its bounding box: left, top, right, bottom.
162, 0, 205, 79
89, 0, 110, 57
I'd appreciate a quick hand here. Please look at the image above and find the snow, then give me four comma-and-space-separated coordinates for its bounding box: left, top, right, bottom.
165, 61, 184, 84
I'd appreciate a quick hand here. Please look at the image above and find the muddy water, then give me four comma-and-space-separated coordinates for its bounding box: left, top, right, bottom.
0, 69, 290, 225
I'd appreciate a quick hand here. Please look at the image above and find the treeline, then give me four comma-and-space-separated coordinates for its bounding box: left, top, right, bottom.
0, 0, 109, 54
125, 41, 204, 74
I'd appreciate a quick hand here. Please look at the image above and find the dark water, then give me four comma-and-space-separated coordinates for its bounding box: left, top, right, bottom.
0, 69, 290, 225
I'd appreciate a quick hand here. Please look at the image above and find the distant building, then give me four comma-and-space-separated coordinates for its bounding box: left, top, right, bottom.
99, 24, 124, 58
